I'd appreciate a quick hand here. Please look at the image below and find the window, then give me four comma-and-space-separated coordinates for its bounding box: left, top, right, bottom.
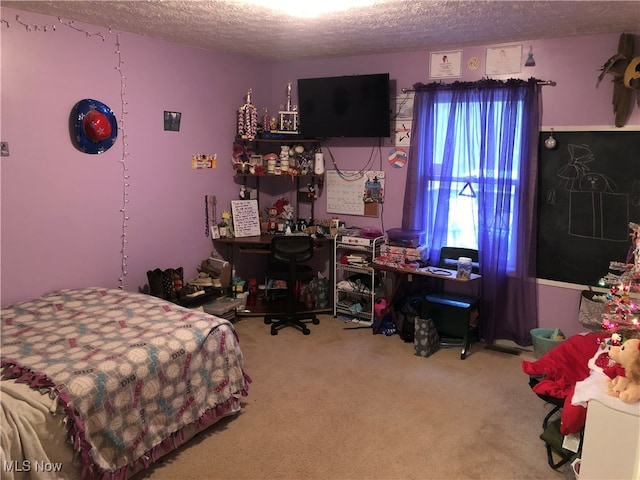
403, 78, 540, 344
424, 99, 524, 270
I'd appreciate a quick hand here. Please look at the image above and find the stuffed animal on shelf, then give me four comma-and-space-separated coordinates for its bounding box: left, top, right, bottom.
266, 206, 278, 234
604, 337, 640, 403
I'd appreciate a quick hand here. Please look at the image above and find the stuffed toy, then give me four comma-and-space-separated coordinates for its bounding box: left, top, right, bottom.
605, 338, 640, 403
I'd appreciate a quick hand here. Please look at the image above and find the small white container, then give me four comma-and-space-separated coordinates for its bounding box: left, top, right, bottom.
456, 256, 472, 279
237, 292, 248, 311
314, 152, 325, 175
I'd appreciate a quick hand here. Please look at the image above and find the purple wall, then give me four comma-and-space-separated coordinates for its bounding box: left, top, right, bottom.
270, 34, 640, 232
1, 8, 271, 305
2, 7, 639, 337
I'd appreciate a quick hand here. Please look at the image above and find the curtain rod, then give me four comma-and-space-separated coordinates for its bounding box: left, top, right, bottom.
401, 80, 556, 93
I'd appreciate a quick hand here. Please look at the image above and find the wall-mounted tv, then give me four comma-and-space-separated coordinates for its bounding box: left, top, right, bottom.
297, 73, 390, 138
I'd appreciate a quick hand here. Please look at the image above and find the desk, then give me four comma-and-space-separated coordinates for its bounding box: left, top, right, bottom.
372, 263, 480, 284
213, 235, 334, 317
372, 262, 480, 357
372, 262, 479, 309
371, 262, 479, 326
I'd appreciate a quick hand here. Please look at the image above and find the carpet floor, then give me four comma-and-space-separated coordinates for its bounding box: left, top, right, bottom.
136, 314, 574, 480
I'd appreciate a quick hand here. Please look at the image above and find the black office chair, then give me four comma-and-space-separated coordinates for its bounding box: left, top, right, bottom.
422, 246, 480, 359
264, 235, 320, 335
528, 377, 584, 469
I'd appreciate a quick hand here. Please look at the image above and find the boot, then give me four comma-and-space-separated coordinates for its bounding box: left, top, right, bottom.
161, 268, 177, 302
147, 269, 165, 299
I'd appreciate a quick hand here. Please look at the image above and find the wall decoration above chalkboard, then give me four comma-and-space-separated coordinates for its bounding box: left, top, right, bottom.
595, 33, 637, 127
537, 129, 640, 286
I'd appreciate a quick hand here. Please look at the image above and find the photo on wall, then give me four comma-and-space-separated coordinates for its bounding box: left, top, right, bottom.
429, 50, 462, 79
164, 111, 182, 131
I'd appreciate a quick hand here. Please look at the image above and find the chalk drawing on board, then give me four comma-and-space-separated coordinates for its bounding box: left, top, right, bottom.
544, 143, 628, 242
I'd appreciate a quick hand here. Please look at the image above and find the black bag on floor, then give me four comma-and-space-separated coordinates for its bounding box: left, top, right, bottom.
397, 312, 415, 343
397, 293, 422, 343
307, 276, 330, 309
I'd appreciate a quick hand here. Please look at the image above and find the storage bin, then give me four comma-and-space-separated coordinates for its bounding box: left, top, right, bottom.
204, 297, 244, 317
531, 328, 565, 358
379, 243, 427, 262
385, 228, 426, 248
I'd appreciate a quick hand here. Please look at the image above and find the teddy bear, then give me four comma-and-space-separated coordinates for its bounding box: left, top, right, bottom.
605, 337, 640, 403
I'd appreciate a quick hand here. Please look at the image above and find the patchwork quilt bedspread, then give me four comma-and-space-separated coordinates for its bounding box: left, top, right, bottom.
1, 287, 250, 479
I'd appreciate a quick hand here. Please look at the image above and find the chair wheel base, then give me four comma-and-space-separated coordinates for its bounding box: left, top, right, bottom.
265, 315, 318, 335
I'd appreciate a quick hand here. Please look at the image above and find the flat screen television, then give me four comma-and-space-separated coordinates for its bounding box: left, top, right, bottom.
297, 73, 390, 138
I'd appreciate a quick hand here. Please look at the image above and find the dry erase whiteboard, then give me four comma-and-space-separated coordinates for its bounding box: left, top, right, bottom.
326, 170, 384, 216
231, 199, 261, 237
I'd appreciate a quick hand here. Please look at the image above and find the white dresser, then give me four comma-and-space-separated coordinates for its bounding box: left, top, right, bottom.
579, 399, 640, 480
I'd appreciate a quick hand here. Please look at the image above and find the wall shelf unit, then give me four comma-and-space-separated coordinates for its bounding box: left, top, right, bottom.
234, 137, 323, 222
234, 173, 323, 221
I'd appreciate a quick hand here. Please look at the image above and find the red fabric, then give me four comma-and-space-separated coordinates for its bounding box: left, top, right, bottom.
603, 363, 626, 380
522, 332, 610, 434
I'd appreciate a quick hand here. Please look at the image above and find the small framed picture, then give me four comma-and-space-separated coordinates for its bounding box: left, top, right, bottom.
486, 44, 522, 75
429, 50, 462, 79
164, 111, 181, 131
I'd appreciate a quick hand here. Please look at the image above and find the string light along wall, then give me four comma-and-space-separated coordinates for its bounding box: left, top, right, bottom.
1, 15, 131, 289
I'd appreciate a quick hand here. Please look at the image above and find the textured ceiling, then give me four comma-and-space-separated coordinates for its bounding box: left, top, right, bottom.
3, 0, 640, 61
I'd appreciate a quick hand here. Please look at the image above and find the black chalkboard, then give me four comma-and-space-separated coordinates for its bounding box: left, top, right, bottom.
537, 130, 640, 285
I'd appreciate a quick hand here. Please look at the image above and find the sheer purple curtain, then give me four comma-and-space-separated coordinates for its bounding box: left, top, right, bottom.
402, 79, 541, 346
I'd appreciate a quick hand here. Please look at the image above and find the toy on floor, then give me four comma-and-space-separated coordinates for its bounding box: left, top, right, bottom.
604, 338, 640, 403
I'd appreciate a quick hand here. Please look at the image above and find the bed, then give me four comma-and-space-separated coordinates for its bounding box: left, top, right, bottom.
0, 287, 251, 479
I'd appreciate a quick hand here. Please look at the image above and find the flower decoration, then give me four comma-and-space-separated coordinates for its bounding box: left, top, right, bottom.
273, 198, 289, 216
280, 204, 294, 221
221, 210, 234, 235
231, 142, 253, 173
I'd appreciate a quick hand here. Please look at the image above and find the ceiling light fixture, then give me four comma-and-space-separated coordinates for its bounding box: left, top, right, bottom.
235, 0, 376, 18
